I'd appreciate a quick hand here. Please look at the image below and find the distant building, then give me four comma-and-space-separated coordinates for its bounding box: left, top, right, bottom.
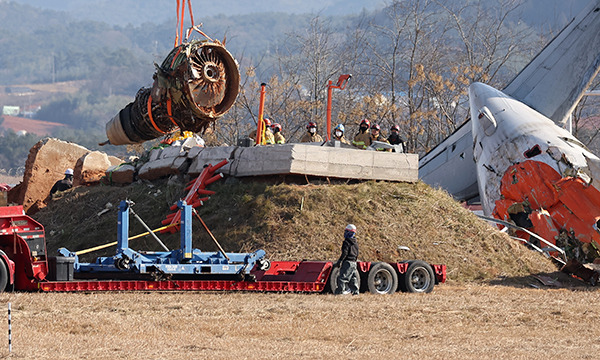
2, 106, 19, 116
5, 87, 33, 96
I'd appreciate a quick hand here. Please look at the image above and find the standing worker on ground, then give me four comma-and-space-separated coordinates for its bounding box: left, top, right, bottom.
300, 122, 324, 143
334, 224, 360, 295
272, 123, 286, 144
50, 169, 74, 195
352, 119, 372, 149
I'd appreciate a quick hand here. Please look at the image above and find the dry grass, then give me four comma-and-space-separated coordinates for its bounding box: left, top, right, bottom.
0, 283, 598, 359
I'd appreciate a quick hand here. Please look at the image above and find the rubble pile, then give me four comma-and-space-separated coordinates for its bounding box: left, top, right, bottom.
8, 137, 418, 214
107, 140, 418, 185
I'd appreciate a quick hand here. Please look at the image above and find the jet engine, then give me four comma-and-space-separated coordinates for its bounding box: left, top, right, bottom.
105, 40, 239, 145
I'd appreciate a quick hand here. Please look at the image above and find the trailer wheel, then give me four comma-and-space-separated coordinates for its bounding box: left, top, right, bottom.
0, 260, 8, 293
367, 262, 398, 294
327, 265, 361, 294
402, 260, 434, 293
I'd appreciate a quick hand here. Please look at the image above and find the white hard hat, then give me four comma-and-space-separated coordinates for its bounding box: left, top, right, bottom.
345, 224, 356, 232
64, 168, 74, 175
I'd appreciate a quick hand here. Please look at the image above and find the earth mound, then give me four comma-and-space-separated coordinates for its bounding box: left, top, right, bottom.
33, 178, 557, 282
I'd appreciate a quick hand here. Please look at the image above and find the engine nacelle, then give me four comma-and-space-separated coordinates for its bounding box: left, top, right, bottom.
106, 40, 239, 145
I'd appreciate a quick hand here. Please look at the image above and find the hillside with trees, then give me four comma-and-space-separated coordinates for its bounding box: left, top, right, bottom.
1, 0, 598, 175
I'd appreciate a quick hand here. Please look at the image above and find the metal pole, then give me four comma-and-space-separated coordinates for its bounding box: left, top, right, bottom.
256, 83, 267, 145
8, 302, 11, 353
129, 208, 170, 251
192, 208, 230, 261
75, 222, 180, 256
326, 80, 333, 141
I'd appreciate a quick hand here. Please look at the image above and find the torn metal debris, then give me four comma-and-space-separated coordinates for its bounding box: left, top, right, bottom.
106, 40, 239, 145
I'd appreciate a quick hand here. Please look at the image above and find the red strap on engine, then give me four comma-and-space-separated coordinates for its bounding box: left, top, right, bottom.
147, 95, 166, 134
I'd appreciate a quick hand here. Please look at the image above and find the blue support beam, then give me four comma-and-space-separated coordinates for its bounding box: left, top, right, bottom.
117, 200, 130, 252
179, 200, 192, 260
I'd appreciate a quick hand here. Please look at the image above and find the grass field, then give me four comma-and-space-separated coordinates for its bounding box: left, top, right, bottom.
0, 283, 598, 359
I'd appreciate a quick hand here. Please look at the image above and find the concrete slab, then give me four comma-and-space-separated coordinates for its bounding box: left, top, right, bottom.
188, 146, 237, 175
138, 157, 177, 180
133, 143, 418, 183
184, 143, 417, 182
160, 146, 187, 159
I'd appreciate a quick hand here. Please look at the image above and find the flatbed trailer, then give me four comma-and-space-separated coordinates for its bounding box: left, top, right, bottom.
0, 203, 445, 294
36, 260, 446, 293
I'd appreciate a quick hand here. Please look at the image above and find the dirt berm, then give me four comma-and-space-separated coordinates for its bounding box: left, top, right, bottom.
32, 178, 559, 283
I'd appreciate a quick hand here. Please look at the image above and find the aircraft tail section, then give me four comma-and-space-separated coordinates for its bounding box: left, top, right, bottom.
419, 1, 600, 200
503, 0, 600, 125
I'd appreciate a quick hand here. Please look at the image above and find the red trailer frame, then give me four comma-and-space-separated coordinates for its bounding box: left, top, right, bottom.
1, 205, 446, 294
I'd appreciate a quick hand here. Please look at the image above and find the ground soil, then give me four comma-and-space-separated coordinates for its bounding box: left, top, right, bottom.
0, 282, 598, 359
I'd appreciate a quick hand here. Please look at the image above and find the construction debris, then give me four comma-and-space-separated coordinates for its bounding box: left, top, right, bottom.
74, 151, 122, 186
103, 143, 418, 185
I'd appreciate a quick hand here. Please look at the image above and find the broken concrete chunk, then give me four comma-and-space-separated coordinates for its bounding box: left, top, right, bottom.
138, 157, 178, 180
106, 164, 136, 184
74, 151, 117, 186
149, 148, 162, 162
188, 146, 237, 176
160, 145, 188, 159
187, 146, 203, 159
171, 157, 190, 174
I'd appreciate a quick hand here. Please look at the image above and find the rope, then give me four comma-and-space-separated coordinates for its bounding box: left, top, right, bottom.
174, 0, 181, 47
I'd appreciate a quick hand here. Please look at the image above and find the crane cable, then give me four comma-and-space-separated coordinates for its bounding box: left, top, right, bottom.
174, 0, 197, 47
174, 0, 215, 47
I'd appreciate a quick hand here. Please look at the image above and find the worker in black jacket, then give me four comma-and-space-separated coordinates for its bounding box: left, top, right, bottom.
50, 168, 74, 195
334, 224, 360, 295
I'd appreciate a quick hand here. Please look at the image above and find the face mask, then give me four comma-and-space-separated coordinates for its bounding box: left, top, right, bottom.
335, 130, 343, 138
309, 128, 316, 134
360, 126, 368, 132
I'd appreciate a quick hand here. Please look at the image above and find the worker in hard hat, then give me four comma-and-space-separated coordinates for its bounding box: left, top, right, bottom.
50, 169, 74, 195
249, 117, 275, 145
263, 118, 275, 144
369, 123, 391, 151
272, 123, 285, 144
334, 224, 360, 295
300, 122, 324, 143
387, 124, 405, 152
352, 119, 372, 149
332, 124, 350, 144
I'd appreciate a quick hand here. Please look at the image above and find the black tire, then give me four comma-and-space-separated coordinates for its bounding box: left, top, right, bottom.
367, 262, 398, 294
0, 260, 8, 293
327, 265, 340, 293
402, 260, 435, 293
327, 264, 361, 294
